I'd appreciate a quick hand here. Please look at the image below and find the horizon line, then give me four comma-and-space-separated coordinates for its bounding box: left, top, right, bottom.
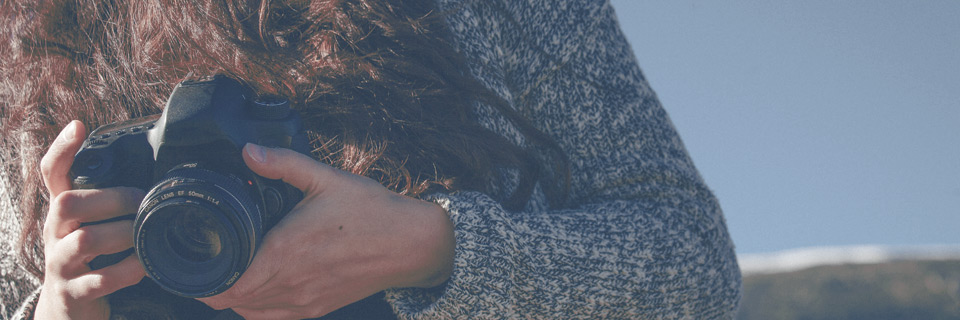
737, 244, 960, 275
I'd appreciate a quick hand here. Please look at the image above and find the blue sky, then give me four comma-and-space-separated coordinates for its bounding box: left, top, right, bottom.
608, 1, 960, 254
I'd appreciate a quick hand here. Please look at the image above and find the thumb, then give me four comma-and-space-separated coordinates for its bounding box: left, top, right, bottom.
242, 143, 334, 195
41, 120, 87, 197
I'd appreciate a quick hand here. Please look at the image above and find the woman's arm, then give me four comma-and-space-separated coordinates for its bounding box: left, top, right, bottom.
1, 168, 41, 320
383, 0, 741, 318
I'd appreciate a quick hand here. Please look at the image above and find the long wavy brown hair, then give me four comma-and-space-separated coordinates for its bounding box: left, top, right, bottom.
1, 0, 569, 306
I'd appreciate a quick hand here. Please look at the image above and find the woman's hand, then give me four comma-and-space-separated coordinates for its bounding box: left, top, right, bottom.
34, 121, 147, 319
198, 143, 456, 319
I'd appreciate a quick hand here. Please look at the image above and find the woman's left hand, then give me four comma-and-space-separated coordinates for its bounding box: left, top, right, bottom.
198, 143, 455, 319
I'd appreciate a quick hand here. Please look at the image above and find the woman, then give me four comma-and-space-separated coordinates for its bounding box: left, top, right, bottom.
0, 0, 741, 319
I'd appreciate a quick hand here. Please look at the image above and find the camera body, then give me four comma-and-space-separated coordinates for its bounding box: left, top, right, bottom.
71, 76, 310, 298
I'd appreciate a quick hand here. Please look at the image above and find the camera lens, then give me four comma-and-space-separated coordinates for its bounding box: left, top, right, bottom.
166, 207, 224, 262
135, 164, 263, 298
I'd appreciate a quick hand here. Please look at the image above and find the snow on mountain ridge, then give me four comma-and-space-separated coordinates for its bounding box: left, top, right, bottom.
738, 245, 960, 275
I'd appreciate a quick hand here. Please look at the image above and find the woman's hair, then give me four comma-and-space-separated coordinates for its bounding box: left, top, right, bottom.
1, 0, 569, 287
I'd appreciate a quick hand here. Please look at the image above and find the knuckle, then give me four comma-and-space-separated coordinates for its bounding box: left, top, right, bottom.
44, 281, 76, 303
43, 254, 62, 275
39, 153, 57, 179
48, 280, 68, 296
50, 191, 80, 214
42, 217, 58, 241
45, 192, 83, 239
67, 279, 100, 301
71, 228, 97, 254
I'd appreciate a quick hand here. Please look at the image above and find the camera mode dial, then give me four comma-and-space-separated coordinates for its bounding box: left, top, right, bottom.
247, 95, 291, 120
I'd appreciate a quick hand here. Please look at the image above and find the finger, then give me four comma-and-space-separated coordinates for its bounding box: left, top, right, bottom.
47, 187, 145, 239
40, 120, 87, 197
197, 237, 284, 310
64, 253, 145, 301
242, 143, 337, 195
48, 220, 135, 276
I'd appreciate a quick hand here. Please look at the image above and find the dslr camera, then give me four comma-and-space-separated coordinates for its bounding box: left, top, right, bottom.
71, 76, 310, 298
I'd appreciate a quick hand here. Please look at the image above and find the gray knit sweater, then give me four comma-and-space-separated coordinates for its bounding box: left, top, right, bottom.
0, 0, 741, 318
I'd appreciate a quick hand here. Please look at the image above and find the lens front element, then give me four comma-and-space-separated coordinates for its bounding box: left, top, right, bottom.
167, 206, 224, 262
135, 165, 263, 298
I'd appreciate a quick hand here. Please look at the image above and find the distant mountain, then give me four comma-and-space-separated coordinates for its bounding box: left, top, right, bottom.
739, 245, 960, 275
736, 247, 960, 320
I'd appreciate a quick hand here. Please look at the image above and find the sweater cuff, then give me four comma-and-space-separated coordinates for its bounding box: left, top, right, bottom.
383, 191, 514, 319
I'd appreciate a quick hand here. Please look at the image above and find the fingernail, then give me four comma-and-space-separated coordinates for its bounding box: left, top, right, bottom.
58, 121, 79, 141
246, 143, 266, 163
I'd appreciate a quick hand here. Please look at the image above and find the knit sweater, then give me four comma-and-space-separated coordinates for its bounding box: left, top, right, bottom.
0, 0, 741, 318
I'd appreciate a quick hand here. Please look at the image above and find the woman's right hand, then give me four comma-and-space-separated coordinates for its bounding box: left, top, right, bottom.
34, 120, 147, 319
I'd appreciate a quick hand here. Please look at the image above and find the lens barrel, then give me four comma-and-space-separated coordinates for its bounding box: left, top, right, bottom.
135, 165, 263, 298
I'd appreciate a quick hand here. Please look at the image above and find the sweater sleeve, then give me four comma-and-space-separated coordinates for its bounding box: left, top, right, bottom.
1, 165, 41, 320
383, 0, 741, 319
